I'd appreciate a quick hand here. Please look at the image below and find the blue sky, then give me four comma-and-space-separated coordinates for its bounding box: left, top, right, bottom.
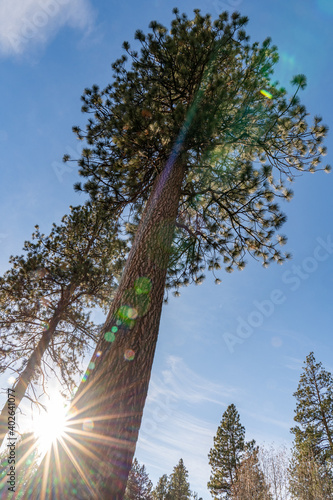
0, 0, 332, 497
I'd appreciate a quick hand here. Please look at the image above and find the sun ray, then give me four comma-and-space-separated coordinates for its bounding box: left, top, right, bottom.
25, 382, 143, 498
58, 432, 100, 462
52, 439, 62, 480
41, 447, 52, 500
54, 437, 98, 499
63, 425, 134, 448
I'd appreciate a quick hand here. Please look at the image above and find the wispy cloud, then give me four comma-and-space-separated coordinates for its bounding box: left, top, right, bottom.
0, 0, 94, 57
139, 412, 215, 494
284, 356, 304, 371
145, 355, 238, 409
136, 356, 239, 496
242, 408, 291, 431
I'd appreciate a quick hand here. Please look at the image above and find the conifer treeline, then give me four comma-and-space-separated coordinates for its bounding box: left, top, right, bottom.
124, 352, 333, 500
124, 457, 202, 500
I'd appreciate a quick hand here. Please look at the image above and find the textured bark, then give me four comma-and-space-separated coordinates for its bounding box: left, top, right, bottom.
30, 158, 186, 499
0, 292, 71, 448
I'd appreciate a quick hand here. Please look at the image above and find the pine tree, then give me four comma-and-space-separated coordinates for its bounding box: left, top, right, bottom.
167, 459, 191, 500
153, 474, 169, 500
32, 8, 329, 498
0, 204, 125, 447
208, 404, 248, 498
288, 352, 333, 498
124, 458, 153, 500
230, 445, 272, 500
291, 352, 333, 463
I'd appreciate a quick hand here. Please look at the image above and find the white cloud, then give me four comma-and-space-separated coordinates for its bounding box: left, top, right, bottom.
0, 0, 94, 56
145, 355, 238, 410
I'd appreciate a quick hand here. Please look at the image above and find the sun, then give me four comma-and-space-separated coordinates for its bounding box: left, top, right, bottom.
32, 393, 69, 456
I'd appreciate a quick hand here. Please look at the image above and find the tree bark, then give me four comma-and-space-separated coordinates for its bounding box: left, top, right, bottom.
0, 293, 70, 448
30, 158, 186, 499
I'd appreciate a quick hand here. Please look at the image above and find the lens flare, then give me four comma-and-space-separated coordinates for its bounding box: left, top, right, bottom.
134, 277, 152, 295
260, 89, 272, 99
127, 307, 138, 319
82, 419, 94, 432
104, 331, 116, 342
124, 349, 135, 361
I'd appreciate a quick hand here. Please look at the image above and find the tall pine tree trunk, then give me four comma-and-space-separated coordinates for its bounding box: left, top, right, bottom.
0, 293, 70, 447
30, 157, 186, 499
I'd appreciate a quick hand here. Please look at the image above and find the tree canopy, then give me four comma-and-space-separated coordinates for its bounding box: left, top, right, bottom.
124, 458, 154, 500
208, 403, 247, 498
153, 474, 169, 500
0, 203, 126, 445
289, 352, 333, 498
167, 458, 192, 499
291, 352, 333, 462
69, 8, 329, 292
230, 446, 272, 500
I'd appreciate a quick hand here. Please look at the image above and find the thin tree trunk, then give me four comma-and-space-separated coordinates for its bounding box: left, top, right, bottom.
313, 374, 333, 453
30, 157, 187, 499
0, 294, 70, 448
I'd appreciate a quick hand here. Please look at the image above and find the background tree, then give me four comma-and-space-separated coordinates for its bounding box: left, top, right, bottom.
291, 352, 333, 464
32, 8, 329, 498
208, 403, 249, 498
288, 447, 333, 500
153, 474, 169, 500
167, 458, 191, 500
124, 457, 153, 500
259, 444, 290, 500
288, 352, 333, 498
0, 204, 125, 446
230, 445, 272, 500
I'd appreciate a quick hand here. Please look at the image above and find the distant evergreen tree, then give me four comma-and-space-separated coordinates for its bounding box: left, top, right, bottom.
208, 404, 247, 498
230, 445, 272, 499
288, 352, 333, 498
153, 474, 169, 500
291, 352, 333, 463
167, 459, 191, 500
124, 458, 153, 500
